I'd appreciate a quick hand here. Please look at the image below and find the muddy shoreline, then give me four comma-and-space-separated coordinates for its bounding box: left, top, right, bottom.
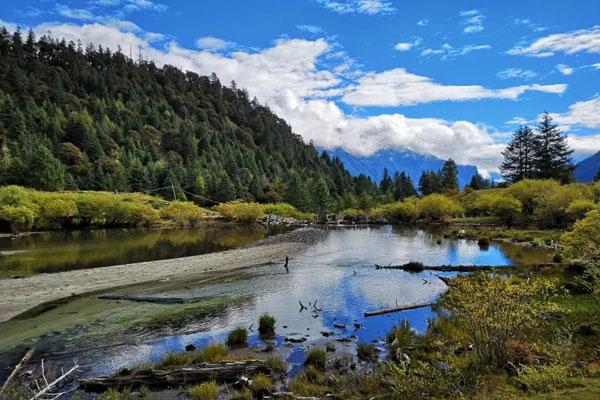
0, 228, 326, 323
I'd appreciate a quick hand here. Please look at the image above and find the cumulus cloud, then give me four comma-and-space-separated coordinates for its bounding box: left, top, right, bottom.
505, 116, 529, 125
420, 43, 491, 60
460, 9, 485, 34
195, 36, 235, 52
568, 134, 600, 158
56, 4, 96, 21
556, 64, 574, 75
508, 26, 600, 57
550, 97, 600, 129
497, 68, 538, 80
3, 20, 584, 173
314, 0, 395, 15
341, 68, 567, 107
394, 37, 421, 52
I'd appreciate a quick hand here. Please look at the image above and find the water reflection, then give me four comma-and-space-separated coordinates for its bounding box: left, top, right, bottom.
0, 223, 277, 277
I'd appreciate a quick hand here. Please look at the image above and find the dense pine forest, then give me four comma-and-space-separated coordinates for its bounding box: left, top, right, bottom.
0, 28, 383, 211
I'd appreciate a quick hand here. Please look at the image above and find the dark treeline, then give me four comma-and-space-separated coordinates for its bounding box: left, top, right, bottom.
417, 159, 491, 195
0, 28, 390, 212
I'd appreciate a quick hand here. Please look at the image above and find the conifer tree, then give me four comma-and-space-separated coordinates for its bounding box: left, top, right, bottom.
467, 173, 490, 190
500, 125, 536, 183
440, 159, 459, 191
532, 113, 574, 183
379, 168, 393, 193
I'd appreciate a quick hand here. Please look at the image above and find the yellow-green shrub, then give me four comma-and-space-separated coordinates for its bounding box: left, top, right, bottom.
0, 205, 37, 233
217, 201, 264, 223
566, 199, 597, 221
507, 179, 560, 216
561, 209, 600, 281
417, 194, 463, 222
159, 201, 207, 225
38, 198, 78, 228
369, 200, 419, 223
533, 183, 594, 226
187, 381, 219, 400
263, 202, 313, 219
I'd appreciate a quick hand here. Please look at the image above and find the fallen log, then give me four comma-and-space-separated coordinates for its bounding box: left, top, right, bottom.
364, 303, 435, 317
80, 360, 270, 392
375, 263, 511, 272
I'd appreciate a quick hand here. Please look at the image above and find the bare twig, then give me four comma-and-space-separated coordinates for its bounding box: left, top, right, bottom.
0, 348, 34, 400
30, 363, 80, 400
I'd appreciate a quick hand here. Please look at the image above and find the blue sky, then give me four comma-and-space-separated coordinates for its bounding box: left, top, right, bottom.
1, 0, 599, 172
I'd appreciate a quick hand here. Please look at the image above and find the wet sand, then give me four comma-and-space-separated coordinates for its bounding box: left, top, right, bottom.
0, 228, 324, 323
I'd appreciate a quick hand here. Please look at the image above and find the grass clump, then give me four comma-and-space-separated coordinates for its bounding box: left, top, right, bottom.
264, 357, 287, 374
356, 343, 379, 362
258, 313, 276, 338
229, 389, 253, 400
251, 373, 274, 397
158, 352, 191, 368
187, 381, 219, 400
515, 364, 583, 393
227, 326, 248, 348
192, 343, 227, 363
305, 347, 327, 371
387, 320, 416, 361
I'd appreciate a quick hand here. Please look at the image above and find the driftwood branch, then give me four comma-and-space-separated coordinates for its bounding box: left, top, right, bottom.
298, 301, 307, 312
30, 362, 80, 400
271, 392, 321, 399
80, 361, 270, 392
0, 348, 34, 399
364, 303, 435, 317
375, 263, 510, 272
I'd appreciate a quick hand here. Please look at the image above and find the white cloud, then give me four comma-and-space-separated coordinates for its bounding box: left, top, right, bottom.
394, 42, 412, 51
297, 24, 324, 34
341, 68, 567, 107
568, 134, 600, 158
417, 18, 429, 26
420, 43, 491, 60
505, 116, 529, 125
550, 97, 600, 129
394, 37, 421, 52
460, 9, 485, 34
4, 20, 586, 173
556, 63, 574, 75
195, 36, 234, 52
513, 18, 546, 32
497, 68, 538, 80
508, 26, 600, 57
56, 4, 96, 21
314, 0, 395, 15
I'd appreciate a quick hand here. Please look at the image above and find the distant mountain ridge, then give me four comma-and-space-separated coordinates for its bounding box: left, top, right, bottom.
324, 148, 479, 188
575, 152, 600, 182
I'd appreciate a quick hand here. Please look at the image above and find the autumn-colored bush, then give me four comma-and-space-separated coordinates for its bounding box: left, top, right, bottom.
217, 201, 264, 223
159, 200, 207, 225
417, 194, 463, 222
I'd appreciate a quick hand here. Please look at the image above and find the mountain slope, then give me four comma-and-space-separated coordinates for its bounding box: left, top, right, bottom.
575, 152, 600, 182
0, 28, 357, 209
325, 148, 479, 188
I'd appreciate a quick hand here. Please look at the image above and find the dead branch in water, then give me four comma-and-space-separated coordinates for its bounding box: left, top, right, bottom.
0, 348, 34, 400
364, 303, 435, 317
30, 360, 81, 400
375, 263, 511, 272
80, 360, 270, 392
271, 392, 322, 399
299, 300, 307, 312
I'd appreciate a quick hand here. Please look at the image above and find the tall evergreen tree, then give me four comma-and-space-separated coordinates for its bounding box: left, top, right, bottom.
500, 125, 536, 183
379, 168, 393, 193
440, 159, 459, 191
419, 171, 441, 195
467, 173, 490, 190
532, 113, 574, 183
393, 171, 417, 200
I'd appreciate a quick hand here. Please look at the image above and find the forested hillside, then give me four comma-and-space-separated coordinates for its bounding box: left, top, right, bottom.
0, 28, 366, 211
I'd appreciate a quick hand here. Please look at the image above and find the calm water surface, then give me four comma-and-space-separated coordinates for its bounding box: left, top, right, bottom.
0, 225, 549, 381
0, 223, 278, 277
